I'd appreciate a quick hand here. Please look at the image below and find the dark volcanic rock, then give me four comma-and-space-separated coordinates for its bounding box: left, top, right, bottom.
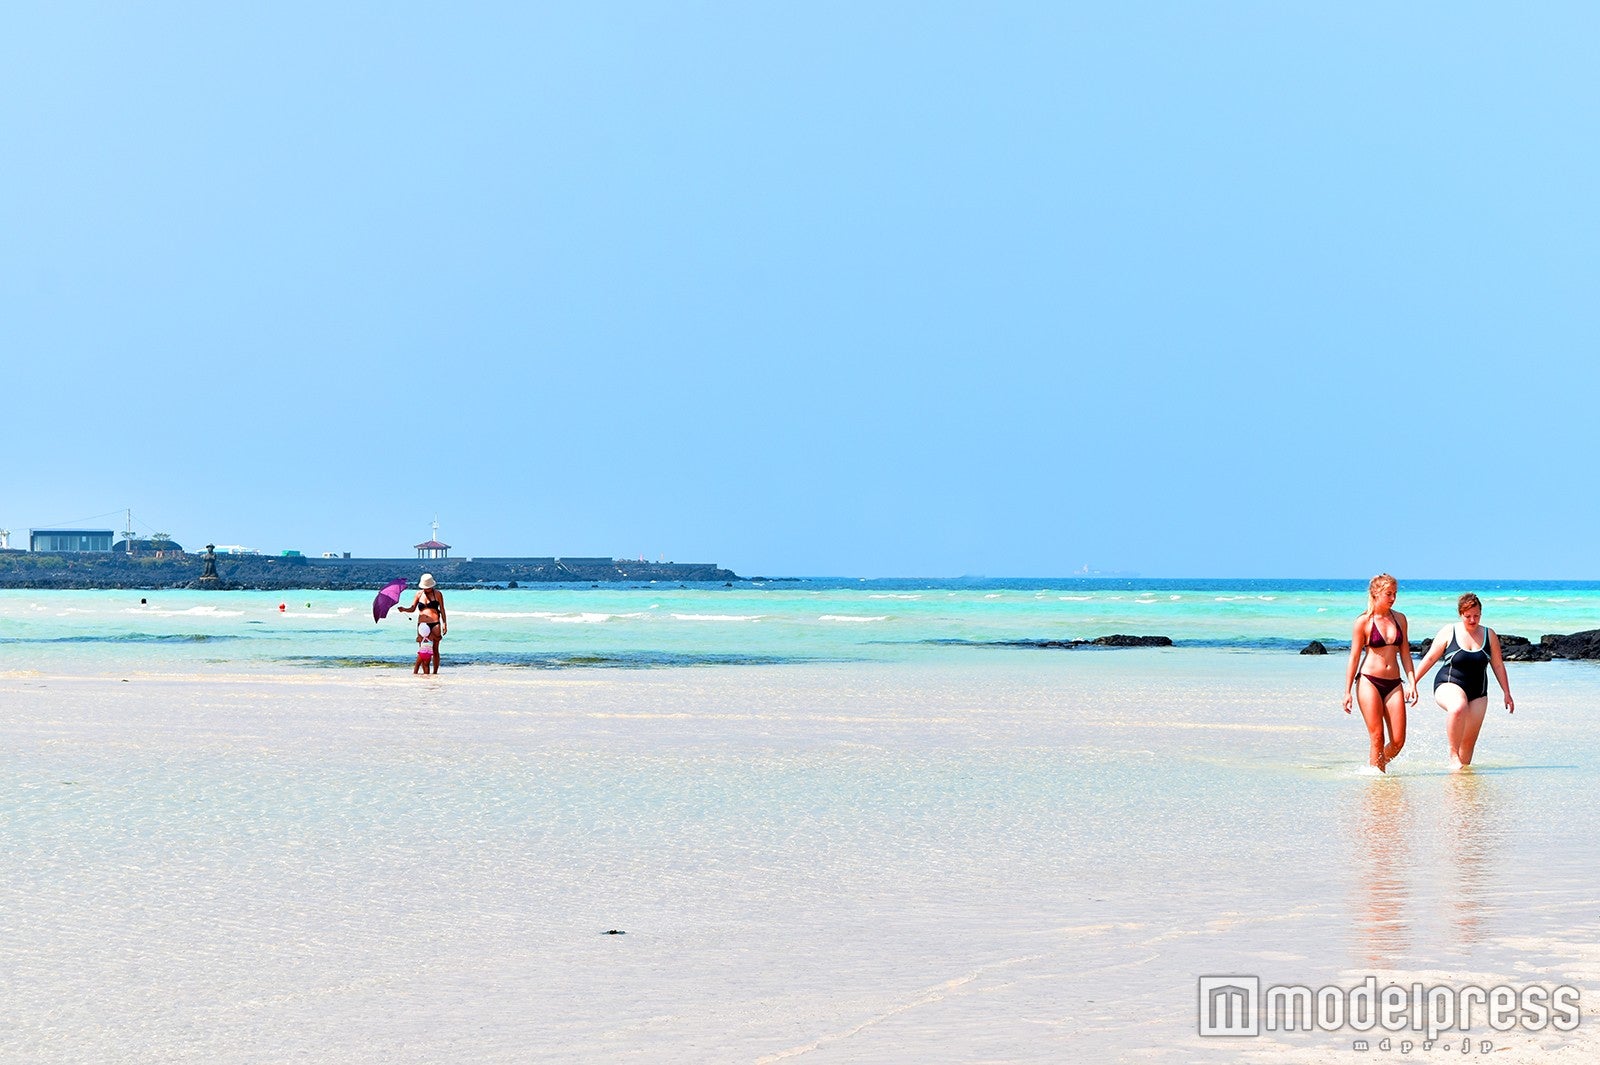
1499, 634, 1552, 661
0, 550, 742, 590
186, 578, 242, 591
1540, 629, 1600, 659
1091, 634, 1173, 647
1300, 641, 1328, 655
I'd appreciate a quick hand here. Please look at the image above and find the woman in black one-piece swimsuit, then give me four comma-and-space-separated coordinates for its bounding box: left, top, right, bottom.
1413, 592, 1515, 771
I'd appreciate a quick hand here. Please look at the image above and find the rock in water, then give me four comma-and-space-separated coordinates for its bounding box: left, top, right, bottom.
1540, 629, 1600, 659
1496, 634, 1550, 661
1091, 634, 1173, 647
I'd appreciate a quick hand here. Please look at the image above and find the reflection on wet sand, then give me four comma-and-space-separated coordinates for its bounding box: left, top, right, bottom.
1442, 771, 1502, 949
1353, 776, 1411, 966
1349, 771, 1508, 969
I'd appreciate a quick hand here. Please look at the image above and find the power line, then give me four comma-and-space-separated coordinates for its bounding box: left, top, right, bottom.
30, 509, 127, 530
31, 507, 176, 537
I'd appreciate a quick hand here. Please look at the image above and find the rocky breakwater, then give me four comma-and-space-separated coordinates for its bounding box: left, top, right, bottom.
0, 550, 741, 590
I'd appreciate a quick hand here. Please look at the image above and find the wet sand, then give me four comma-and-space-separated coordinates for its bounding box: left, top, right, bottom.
2, 658, 1596, 1062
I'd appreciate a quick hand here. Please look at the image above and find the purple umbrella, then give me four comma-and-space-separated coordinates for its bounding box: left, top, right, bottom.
373, 579, 408, 623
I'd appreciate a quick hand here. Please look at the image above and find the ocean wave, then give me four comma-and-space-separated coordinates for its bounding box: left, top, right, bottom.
0, 633, 243, 645
669, 613, 764, 622
1058, 595, 1093, 601
444, 610, 636, 624
819, 614, 888, 623
899, 636, 1349, 652
455, 610, 648, 621
919, 638, 1084, 649
912, 638, 1169, 650
125, 605, 245, 618
868, 594, 922, 600
282, 650, 820, 670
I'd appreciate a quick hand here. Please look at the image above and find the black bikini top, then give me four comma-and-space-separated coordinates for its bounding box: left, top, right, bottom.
1368, 616, 1398, 648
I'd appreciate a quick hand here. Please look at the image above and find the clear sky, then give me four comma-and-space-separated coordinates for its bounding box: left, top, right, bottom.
4, 4, 1597, 578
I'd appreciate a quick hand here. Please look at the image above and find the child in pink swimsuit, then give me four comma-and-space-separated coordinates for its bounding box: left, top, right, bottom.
414, 622, 435, 675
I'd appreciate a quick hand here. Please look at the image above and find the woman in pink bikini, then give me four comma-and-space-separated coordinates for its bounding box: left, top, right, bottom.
1341, 573, 1419, 771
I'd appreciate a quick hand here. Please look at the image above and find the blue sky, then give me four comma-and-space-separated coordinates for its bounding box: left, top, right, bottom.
4, 4, 1596, 578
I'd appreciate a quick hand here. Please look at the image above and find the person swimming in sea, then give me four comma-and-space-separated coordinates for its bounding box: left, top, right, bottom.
1342, 573, 1418, 772
1412, 592, 1515, 771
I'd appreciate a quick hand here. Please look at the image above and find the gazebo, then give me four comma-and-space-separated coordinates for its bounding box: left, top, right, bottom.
415, 538, 450, 560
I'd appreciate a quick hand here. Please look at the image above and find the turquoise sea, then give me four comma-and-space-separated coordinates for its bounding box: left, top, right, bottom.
4, 577, 1599, 673
3, 579, 1597, 1063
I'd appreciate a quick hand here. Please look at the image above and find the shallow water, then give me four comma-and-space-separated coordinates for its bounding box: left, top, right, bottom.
5, 579, 1599, 675
2, 629, 1596, 1061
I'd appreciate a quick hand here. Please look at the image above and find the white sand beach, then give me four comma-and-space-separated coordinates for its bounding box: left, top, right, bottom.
3, 651, 1597, 1063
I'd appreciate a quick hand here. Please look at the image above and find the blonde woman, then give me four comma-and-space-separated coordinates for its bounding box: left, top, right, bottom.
1413, 592, 1514, 771
1342, 574, 1418, 771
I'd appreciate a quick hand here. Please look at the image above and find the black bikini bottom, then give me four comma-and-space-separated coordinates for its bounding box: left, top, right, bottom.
1361, 673, 1403, 700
